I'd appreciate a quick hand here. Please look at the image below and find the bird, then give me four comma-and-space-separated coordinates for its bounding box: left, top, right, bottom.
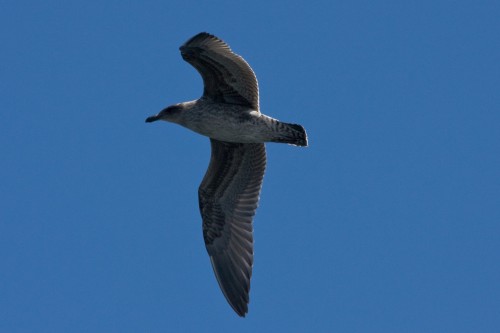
146, 32, 308, 317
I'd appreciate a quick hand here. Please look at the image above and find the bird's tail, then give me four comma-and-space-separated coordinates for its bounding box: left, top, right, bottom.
271, 121, 308, 147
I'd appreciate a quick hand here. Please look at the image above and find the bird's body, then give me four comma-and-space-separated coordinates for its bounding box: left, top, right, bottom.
146, 32, 307, 317
161, 99, 306, 145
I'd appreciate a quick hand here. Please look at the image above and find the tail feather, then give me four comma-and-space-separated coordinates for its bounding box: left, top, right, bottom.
272, 122, 308, 147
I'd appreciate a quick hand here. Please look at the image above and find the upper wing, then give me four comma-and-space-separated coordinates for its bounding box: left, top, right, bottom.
180, 32, 260, 110
198, 139, 266, 317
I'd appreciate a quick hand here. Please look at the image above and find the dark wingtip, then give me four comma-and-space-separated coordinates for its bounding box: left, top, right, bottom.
232, 303, 248, 317
180, 32, 225, 53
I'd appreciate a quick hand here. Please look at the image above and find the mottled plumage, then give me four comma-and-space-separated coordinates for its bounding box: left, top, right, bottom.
180, 32, 259, 110
146, 32, 307, 317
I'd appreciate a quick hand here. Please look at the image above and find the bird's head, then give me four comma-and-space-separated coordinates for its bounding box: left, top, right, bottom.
145, 104, 184, 123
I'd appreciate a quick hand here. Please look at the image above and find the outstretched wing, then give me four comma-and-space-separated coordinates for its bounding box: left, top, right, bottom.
198, 139, 266, 317
180, 32, 260, 110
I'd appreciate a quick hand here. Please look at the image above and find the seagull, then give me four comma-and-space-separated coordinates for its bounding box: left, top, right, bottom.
146, 32, 308, 317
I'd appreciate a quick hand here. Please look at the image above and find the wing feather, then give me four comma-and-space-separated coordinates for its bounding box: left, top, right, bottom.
180, 32, 260, 110
198, 139, 266, 317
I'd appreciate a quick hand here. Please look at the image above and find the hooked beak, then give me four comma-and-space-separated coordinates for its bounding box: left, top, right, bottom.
145, 115, 160, 123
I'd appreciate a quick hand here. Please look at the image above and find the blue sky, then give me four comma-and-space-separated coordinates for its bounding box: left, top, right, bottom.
1, 1, 499, 332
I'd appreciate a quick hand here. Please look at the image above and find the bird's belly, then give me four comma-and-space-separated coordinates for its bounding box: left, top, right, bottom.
182, 108, 273, 143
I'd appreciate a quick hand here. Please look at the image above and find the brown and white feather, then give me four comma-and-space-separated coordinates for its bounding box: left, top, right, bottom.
180, 32, 260, 110
198, 139, 266, 317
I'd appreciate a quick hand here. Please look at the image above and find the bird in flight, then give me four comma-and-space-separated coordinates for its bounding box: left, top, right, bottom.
146, 32, 307, 317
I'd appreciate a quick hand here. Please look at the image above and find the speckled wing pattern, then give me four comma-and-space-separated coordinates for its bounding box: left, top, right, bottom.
180, 32, 260, 110
198, 139, 266, 317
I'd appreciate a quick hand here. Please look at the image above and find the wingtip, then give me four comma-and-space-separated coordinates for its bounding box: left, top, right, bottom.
236, 309, 247, 318
181, 32, 212, 48
232, 301, 249, 317
208, 254, 251, 318
180, 32, 227, 51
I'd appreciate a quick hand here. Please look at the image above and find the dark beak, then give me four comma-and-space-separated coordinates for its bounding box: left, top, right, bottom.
145, 115, 160, 123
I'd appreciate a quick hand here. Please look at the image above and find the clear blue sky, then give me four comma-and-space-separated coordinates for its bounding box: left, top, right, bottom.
1, 1, 499, 332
